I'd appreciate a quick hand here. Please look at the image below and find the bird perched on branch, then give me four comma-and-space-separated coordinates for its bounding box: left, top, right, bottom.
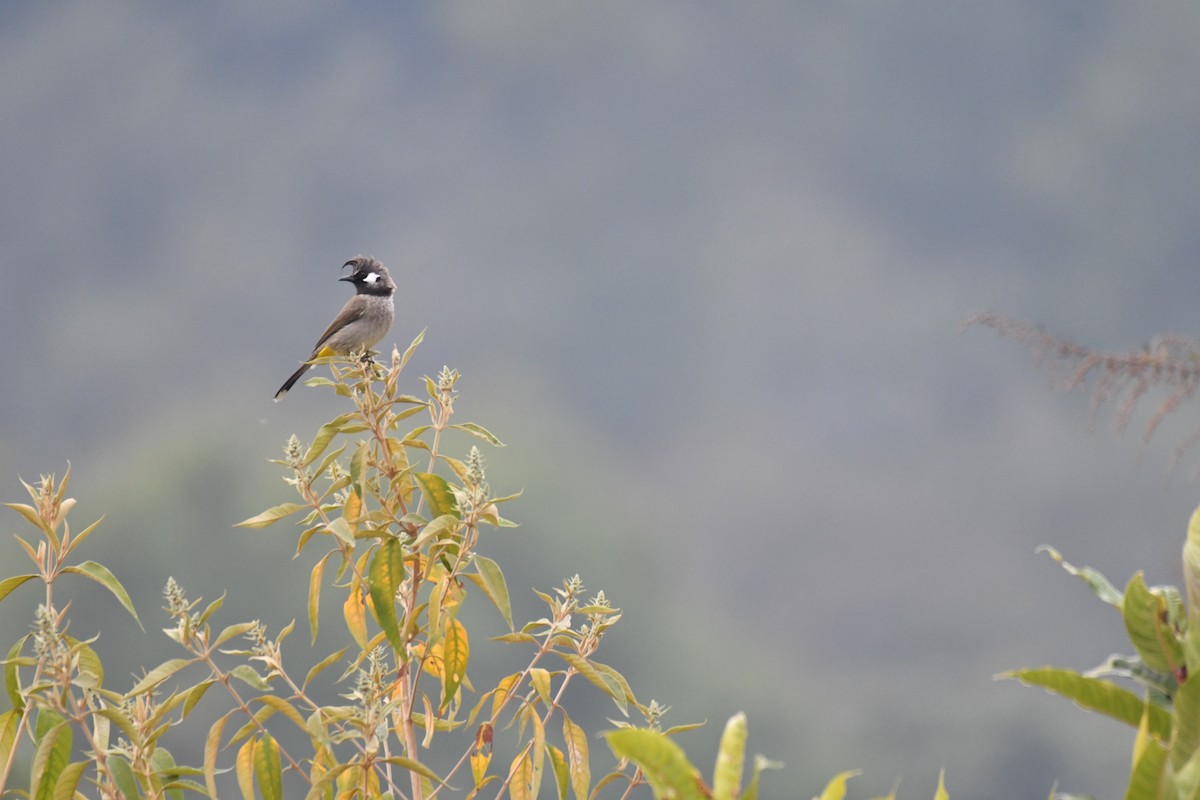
274, 256, 395, 401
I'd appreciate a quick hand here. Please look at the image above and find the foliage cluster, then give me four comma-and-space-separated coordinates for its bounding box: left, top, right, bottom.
973, 313, 1200, 798
0, 336, 797, 800
1001, 511, 1200, 799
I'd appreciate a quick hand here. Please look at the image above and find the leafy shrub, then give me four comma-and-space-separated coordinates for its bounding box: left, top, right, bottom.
0, 336, 790, 800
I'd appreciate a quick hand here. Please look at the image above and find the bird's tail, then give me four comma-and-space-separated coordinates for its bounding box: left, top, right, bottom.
274, 362, 312, 401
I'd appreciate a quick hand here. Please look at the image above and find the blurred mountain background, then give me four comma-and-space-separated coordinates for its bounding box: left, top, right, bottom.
4, 3, 1200, 797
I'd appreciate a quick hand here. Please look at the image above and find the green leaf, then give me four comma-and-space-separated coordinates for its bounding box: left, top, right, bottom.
411, 513, 462, 551
1186, 504, 1200, 618
31, 712, 71, 800
235, 503, 306, 529
96, 706, 140, 743
4, 502, 52, 536
350, 440, 368, 499
310, 444, 347, 486
530, 668, 552, 708
325, 517, 355, 547
547, 744, 569, 800
304, 647, 348, 691
415, 472, 458, 518
230, 664, 272, 692
305, 414, 355, 466
450, 423, 506, 447
131, 658, 195, 695
4, 636, 27, 712
108, 755, 142, 800
369, 538, 405, 654
1176, 748, 1200, 800
148, 747, 180, 782
197, 592, 226, 627
379, 755, 445, 786
1173, 668, 1200, 769
1125, 572, 1185, 674
558, 653, 627, 715
1001, 667, 1172, 740
590, 772, 625, 799
215, 621, 259, 648
0, 574, 38, 604
400, 328, 426, 371
742, 754, 783, 800
591, 662, 637, 711
183, 680, 215, 716
67, 636, 104, 688
255, 733, 283, 800
469, 556, 513, 630
1038, 545, 1124, 609
61, 561, 142, 629
0, 710, 17, 780
64, 515, 104, 559
254, 696, 308, 732
817, 770, 861, 800
52, 760, 88, 800
606, 727, 706, 800
712, 712, 746, 800
1087, 654, 1176, 698
494, 632, 538, 645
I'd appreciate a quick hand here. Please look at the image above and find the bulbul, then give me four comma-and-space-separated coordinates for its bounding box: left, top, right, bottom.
274, 256, 396, 401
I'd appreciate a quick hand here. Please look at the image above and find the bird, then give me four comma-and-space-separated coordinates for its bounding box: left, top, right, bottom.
274, 256, 396, 401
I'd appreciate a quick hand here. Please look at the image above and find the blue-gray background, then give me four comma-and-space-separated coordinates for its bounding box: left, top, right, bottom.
4, 3, 1200, 797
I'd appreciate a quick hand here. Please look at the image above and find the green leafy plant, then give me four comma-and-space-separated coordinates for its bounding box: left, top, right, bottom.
0, 335, 799, 799
967, 312, 1200, 797
1002, 506, 1200, 799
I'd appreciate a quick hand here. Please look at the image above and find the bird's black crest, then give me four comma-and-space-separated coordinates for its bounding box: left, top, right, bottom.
343, 255, 383, 275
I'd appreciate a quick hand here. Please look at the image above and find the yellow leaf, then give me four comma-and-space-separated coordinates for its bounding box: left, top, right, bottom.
472, 723, 494, 787
442, 618, 469, 710
343, 580, 368, 650
563, 714, 590, 800
530, 669, 552, 709
818, 769, 861, 800
234, 503, 305, 529
308, 551, 332, 644
492, 673, 521, 720
343, 490, 362, 524
933, 769, 949, 800
368, 538, 404, 653
424, 642, 445, 680
235, 737, 257, 800
509, 749, 534, 800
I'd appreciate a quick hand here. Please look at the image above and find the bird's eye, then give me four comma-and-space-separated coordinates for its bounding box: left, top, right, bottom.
364, 272, 379, 284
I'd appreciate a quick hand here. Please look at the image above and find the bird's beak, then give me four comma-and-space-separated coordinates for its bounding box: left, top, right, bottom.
338, 274, 355, 282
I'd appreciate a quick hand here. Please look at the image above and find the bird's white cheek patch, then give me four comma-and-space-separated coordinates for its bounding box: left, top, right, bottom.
364, 272, 380, 284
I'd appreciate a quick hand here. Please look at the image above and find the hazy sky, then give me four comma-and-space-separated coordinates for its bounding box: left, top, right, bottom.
4, 4, 1200, 797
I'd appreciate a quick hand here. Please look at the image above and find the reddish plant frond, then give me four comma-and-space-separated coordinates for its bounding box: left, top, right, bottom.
964, 312, 1200, 452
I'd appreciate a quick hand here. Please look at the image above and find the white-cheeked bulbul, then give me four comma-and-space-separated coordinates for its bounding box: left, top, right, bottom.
274, 256, 395, 401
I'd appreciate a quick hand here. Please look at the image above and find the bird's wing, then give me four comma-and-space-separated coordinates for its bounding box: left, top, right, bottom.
310, 298, 367, 355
